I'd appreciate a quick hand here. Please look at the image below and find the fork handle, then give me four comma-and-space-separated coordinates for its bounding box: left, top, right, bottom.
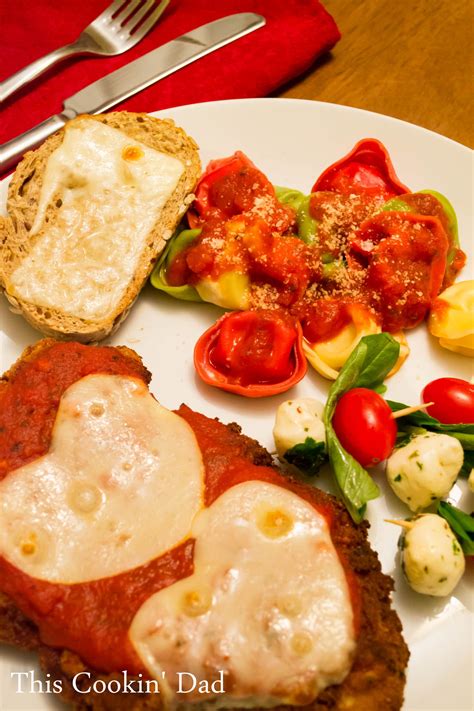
1, 111, 76, 174
0, 43, 79, 103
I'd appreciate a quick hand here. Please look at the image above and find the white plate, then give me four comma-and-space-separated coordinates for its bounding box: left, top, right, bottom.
0, 99, 473, 711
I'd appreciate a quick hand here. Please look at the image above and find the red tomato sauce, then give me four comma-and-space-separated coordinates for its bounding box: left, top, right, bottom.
308, 192, 380, 258
207, 310, 298, 386
175, 192, 454, 337
350, 212, 448, 331
169, 215, 318, 308
399, 192, 466, 287
0, 341, 150, 477
301, 299, 353, 344
208, 166, 293, 231
174, 147, 466, 345
0, 343, 360, 674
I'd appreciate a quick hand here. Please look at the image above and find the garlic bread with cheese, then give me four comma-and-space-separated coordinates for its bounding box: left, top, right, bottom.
0, 112, 200, 341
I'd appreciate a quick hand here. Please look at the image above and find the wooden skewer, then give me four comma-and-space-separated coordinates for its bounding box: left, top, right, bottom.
384, 518, 414, 530
391, 402, 434, 419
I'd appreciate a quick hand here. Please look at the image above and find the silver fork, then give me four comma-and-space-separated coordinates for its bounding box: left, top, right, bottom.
0, 0, 170, 103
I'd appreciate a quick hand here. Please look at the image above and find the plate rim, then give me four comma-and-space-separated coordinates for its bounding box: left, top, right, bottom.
0, 96, 472, 711
152, 96, 473, 154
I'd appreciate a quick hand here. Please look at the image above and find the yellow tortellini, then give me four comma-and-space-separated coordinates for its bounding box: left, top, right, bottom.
195, 272, 250, 310
428, 280, 474, 357
303, 304, 409, 380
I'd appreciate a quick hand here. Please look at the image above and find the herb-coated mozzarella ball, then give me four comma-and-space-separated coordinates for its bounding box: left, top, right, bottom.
401, 514, 465, 596
386, 433, 463, 512
273, 398, 325, 458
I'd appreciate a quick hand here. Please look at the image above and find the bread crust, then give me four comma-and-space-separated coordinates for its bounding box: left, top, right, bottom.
0, 341, 409, 711
0, 112, 201, 342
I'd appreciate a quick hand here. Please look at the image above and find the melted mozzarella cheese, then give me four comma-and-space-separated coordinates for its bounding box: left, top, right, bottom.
130, 481, 355, 708
8, 118, 184, 321
0, 375, 203, 583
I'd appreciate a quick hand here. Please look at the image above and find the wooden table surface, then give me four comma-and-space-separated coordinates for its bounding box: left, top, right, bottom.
279, 0, 473, 149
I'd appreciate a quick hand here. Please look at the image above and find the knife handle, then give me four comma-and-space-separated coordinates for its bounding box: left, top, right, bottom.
0, 112, 74, 175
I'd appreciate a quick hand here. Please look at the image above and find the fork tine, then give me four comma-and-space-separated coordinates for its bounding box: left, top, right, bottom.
94, 0, 130, 23
113, 0, 142, 25
125, 0, 155, 32
131, 0, 170, 39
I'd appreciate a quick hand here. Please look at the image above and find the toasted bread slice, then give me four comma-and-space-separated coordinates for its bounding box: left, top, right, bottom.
0, 112, 201, 342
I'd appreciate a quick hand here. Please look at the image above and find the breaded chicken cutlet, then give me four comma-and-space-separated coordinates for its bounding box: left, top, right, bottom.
0, 340, 409, 710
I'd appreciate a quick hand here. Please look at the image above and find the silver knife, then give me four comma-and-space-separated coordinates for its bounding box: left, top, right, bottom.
1, 13, 265, 173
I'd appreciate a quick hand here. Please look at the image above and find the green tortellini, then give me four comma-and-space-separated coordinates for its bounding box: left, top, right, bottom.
275, 186, 318, 244
150, 228, 203, 302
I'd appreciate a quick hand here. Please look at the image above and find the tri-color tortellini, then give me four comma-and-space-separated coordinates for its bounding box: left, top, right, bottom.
150, 227, 252, 309
151, 142, 467, 388
302, 303, 378, 380
428, 280, 474, 357
302, 304, 410, 381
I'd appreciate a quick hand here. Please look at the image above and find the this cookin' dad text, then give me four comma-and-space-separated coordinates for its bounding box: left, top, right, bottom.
11, 669, 226, 695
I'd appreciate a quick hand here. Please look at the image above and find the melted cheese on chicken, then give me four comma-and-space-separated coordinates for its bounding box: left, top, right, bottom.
0, 375, 203, 583
8, 118, 184, 321
130, 480, 355, 708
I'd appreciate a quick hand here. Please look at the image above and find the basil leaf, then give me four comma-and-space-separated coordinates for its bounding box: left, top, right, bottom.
438, 501, 474, 556
448, 433, 474, 450
326, 424, 380, 523
395, 430, 416, 448
352, 333, 400, 389
322, 333, 398, 523
387, 401, 474, 450
325, 333, 400, 420
284, 437, 327, 476
460, 450, 474, 478
324, 341, 368, 420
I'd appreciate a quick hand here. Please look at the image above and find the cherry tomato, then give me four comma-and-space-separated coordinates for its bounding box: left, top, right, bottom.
194, 310, 307, 397
422, 378, 474, 424
332, 388, 397, 467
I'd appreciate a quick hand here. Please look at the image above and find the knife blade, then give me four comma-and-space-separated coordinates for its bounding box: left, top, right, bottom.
1, 13, 265, 173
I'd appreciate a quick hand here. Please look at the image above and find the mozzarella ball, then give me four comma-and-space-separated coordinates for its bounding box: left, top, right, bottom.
386, 433, 463, 512
273, 398, 325, 458
401, 514, 465, 596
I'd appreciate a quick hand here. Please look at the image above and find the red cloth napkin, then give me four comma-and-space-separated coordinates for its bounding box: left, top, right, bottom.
0, 0, 340, 144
